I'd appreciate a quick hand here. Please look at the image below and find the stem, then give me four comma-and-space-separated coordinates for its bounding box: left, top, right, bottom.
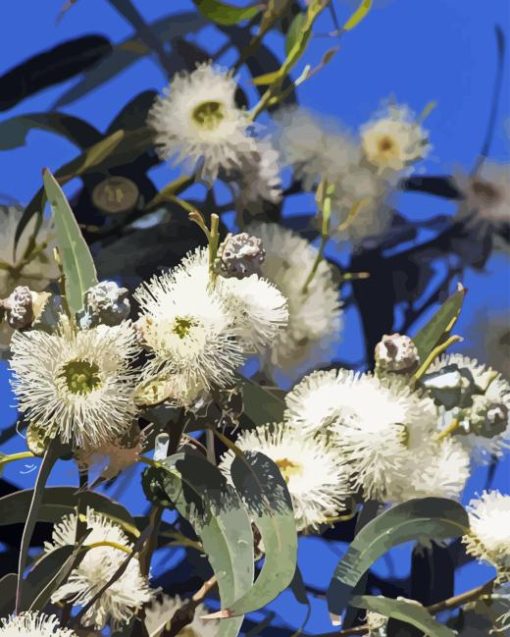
413, 335, 462, 382
0, 451, 34, 469
435, 418, 461, 442
302, 234, 327, 294
162, 575, 218, 637
139, 455, 160, 468
85, 541, 133, 555
206, 429, 216, 465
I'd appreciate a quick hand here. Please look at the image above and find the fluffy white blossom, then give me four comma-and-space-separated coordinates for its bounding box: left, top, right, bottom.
145, 594, 218, 637
429, 353, 510, 463
10, 320, 139, 447
454, 162, 510, 232
77, 432, 143, 480
0, 612, 76, 636
134, 260, 245, 391
463, 491, 510, 581
234, 136, 282, 213
360, 102, 430, 172
386, 437, 470, 503
286, 369, 437, 500
247, 223, 342, 377
45, 508, 153, 629
148, 62, 254, 183
220, 422, 351, 531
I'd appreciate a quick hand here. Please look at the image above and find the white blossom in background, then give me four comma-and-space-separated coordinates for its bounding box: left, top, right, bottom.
234, 136, 283, 214
76, 432, 143, 480
247, 223, 342, 378
287, 369, 437, 500
387, 437, 470, 502
220, 422, 352, 531
148, 62, 255, 182
465, 309, 510, 381
428, 353, 510, 463
454, 162, 510, 232
45, 508, 153, 629
0, 612, 76, 637
145, 594, 218, 637
463, 491, 510, 581
360, 102, 430, 172
9, 320, 139, 447
135, 264, 245, 392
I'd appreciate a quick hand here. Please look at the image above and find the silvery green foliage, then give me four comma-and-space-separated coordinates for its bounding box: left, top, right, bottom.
0, 2, 508, 636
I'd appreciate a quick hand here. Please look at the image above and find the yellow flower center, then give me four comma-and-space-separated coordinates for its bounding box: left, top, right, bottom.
192, 100, 225, 130
173, 316, 196, 339
275, 457, 303, 481
60, 360, 101, 394
471, 179, 501, 206
378, 135, 396, 154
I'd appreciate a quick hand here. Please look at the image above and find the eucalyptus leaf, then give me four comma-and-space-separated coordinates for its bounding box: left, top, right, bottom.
342, 0, 372, 31
327, 498, 469, 617
0, 573, 17, 617
285, 12, 308, 56
351, 595, 456, 637
0, 113, 102, 151
43, 169, 98, 314
412, 284, 466, 362
194, 0, 261, 25
25, 545, 75, 610
155, 452, 254, 637
226, 450, 297, 615
237, 374, 285, 426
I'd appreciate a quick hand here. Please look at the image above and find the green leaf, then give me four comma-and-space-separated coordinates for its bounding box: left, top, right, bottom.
194, 0, 261, 25
25, 545, 76, 610
156, 452, 254, 637
0, 113, 102, 151
285, 12, 308, 56
413, 284, 466, 362
342, 0, 372, 31
237, 374, 285, 426
224, 450, 297, 616
0, 573, 17, 617
327, 498, 469, 617
0, 487, 139, 537
351, 595, 456, 637
43, 168, 98, 314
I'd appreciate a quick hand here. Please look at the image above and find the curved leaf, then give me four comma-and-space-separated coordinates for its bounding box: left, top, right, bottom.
412, 284, 466, 362
327, 498, 469, 617
0, 113, 102, 151
351, 595, 456, 637
225, 450, 297, 616
285, 12, 308, 56
0, 36, 112, 111
194, 0, 261, 25
157, 452, 254, 637
0, 487, 138, 536
342, 0, 372, 31
0, 573, 17, 617
43, 169, 98, 314
237, 374, 285, 427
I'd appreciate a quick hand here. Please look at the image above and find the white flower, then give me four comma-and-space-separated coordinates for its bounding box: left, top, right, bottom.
10, 320, 139, 447
360, 102, 430, 172
287, 369, 437, 500
145, 594, 218, 637
454, 162, 510, 231
135, 258, 245, 391
386, 437, 470, 503
0, 612, 76, 636
247, 223, 342, 378
45, 508, 153, 629
463, 491, 510, 581
234, 136, 282, 213
77, 432, 143, 480
429, 353, 510, 463
466, 309, 510, 381
274, 107, 357, 189
220, 422, 351, 531
148, 62, 255, 183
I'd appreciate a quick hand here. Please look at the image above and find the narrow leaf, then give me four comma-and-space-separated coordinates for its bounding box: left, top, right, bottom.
342, 0, 372, 31
412, 284, 466, 362
0, 573, 17, 617
327, 498, 469, 616
157, 452, 254, 637
226, 450, 297, 615
237, 374, 285, 426
351, 595, 456, 637
285, 12, 307, 56
43, 168, 98, 314
194, 0, 261, 25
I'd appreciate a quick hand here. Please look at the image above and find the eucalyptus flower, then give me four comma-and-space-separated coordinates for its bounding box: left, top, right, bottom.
220, 421, 352, 531
463, 491, 510, 582
45, 508, 154, 629
10, 319, 140, 447
247, 223, 342, 377
0, 612, 76, 637
148, 62, 255, 183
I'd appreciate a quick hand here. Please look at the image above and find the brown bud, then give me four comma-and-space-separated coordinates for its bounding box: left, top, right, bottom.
375, 333, 420, 373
